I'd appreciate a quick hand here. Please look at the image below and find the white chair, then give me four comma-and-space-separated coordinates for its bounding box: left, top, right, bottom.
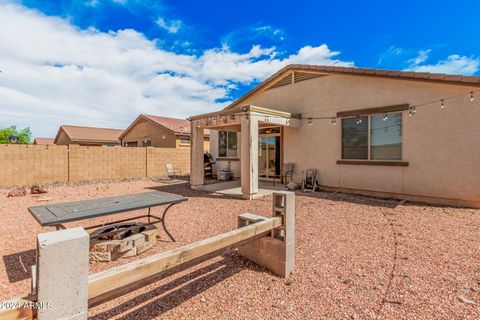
165, 163, 181, 179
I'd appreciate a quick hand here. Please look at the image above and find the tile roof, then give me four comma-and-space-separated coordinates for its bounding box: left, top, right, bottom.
143, 115, 191, 134
56, 125, 124, 144
226, 64, 480, 109
33, 137, 55, 145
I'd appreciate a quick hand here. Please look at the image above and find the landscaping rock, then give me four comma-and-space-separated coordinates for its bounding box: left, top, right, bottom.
7, 187, 27, 197
31, 185, 48, 194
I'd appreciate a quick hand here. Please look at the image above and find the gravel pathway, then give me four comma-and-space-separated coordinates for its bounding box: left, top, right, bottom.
0, 180, 479, 319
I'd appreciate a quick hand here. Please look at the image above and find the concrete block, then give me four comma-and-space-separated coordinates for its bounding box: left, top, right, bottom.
123, 233, 145, 247
136, 242, 153, 255
89, 251, 112, 262
36, 227, 89, 320
237, 191, 295, 278
141, 229, 158, 244
113, 239, 133, 253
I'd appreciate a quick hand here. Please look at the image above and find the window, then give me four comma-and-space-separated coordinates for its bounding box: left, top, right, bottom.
142, 140, 152, 147
370, 113, 402, 160
341, 112, 402, 161
342, 116, 368, 159
124, 141, 138, 147
218, 131, 238, 157
179, 135, 191, 145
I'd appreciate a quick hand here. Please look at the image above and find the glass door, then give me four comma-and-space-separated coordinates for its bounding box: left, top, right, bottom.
258, 134, 281, 179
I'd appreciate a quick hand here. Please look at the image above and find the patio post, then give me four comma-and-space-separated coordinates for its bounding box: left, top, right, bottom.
190, 124, 204, 188
240, 113, 258, 199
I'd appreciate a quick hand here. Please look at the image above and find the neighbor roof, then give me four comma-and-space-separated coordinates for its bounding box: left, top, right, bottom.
33, 137, 55, 145
54, 125, 124, 144
226, 64, 480, 110
120, 115, 209, 140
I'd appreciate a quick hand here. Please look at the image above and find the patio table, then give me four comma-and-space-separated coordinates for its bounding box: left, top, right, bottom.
28, 191, 187, 242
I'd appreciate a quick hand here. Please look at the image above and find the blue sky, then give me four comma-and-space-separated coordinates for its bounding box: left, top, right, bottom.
0, 0, 479, 137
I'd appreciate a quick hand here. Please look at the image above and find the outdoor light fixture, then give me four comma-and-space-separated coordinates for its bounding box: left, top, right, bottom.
307, 118, 313, 126
441, 99, 445, 109
471, 91, 474, 102
383, 113, 388, 121
331, 117, 337, 125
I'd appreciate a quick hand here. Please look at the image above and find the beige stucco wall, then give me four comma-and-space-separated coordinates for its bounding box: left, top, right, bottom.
228, 73, 480, 203
122, 119, 210, 151
121, 119, 177, 148
54, 130, 72, 145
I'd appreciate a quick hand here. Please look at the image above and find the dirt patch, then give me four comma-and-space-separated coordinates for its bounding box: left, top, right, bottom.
0, 181, 479, 319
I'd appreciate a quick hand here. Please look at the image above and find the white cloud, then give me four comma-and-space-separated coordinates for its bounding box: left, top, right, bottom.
156, 18, 182, 34
407, 52, 479, 75
408, 49, 431, 65
0, 2, 353, 137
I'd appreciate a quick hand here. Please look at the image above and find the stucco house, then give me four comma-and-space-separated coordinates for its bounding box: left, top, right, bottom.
54, 125, 123, 146
33, 137, 55, 145
120, 114, 209, 150
189, 64, 480, 207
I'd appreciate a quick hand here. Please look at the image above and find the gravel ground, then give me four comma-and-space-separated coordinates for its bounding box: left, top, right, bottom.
0, 180, 479, 319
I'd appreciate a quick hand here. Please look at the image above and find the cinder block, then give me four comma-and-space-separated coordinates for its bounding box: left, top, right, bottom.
89, 251, 112, 262
36, 227, 89, 320
123, 233, 145, 247
141, 229, 158, 244
136, 242, 153, 255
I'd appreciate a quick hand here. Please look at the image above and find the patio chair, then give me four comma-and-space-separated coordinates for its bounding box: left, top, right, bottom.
165, 163, 181, 179
301, 169, 319, 192
281, 163, 295, 187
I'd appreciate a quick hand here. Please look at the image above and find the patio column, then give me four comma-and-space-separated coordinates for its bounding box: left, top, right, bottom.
241, 114, 258, 199
190, 124, 204, 188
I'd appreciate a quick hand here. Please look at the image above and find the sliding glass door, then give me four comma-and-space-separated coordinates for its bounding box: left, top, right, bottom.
258, 134, 281, 179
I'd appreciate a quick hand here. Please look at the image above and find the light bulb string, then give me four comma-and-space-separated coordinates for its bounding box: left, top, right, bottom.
192, 89, 479, 126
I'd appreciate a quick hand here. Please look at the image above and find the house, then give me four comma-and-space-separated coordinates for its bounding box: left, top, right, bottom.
120, 114, 209, 150
54, 125, 124, 146
33, 137, 55, 145
189, 64, 480, 207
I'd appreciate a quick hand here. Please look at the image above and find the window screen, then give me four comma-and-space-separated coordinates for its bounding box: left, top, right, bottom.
341, 116, 368, 159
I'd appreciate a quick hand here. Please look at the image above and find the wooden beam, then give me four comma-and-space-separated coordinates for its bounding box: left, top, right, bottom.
88, 216, 282, 304
0, 295, 36, 320
336, 103, 409, 118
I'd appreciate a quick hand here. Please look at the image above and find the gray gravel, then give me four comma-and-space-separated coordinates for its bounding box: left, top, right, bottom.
0, 181, 479, 319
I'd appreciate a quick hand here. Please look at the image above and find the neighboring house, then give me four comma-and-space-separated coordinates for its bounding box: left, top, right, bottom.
54, 125, 123, 146
189, 64, 480, 207
120, 114, 209, 150
33, 137, 55, 145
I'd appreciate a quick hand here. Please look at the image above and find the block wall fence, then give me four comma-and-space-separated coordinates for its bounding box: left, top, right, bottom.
0, 144, 190, 185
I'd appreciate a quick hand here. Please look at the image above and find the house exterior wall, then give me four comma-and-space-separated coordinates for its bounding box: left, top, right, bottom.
54, 130, 72, 145
121, 120, 177, 148
122, 119, 210, 151
229, 73, 480, 205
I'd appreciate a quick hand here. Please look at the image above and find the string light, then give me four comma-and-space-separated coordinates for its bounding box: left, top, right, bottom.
194, 89, 477, 126
409, 106, 416, 117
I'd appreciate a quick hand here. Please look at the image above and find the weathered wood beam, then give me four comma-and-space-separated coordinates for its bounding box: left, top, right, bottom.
88, 216, 282, 305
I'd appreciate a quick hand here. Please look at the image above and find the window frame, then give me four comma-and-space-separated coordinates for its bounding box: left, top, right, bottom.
218, 130, 238, 158
339, 111, 407, 165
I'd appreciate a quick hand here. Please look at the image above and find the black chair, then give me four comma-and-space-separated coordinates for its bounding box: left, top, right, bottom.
281, 163, 295, 187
